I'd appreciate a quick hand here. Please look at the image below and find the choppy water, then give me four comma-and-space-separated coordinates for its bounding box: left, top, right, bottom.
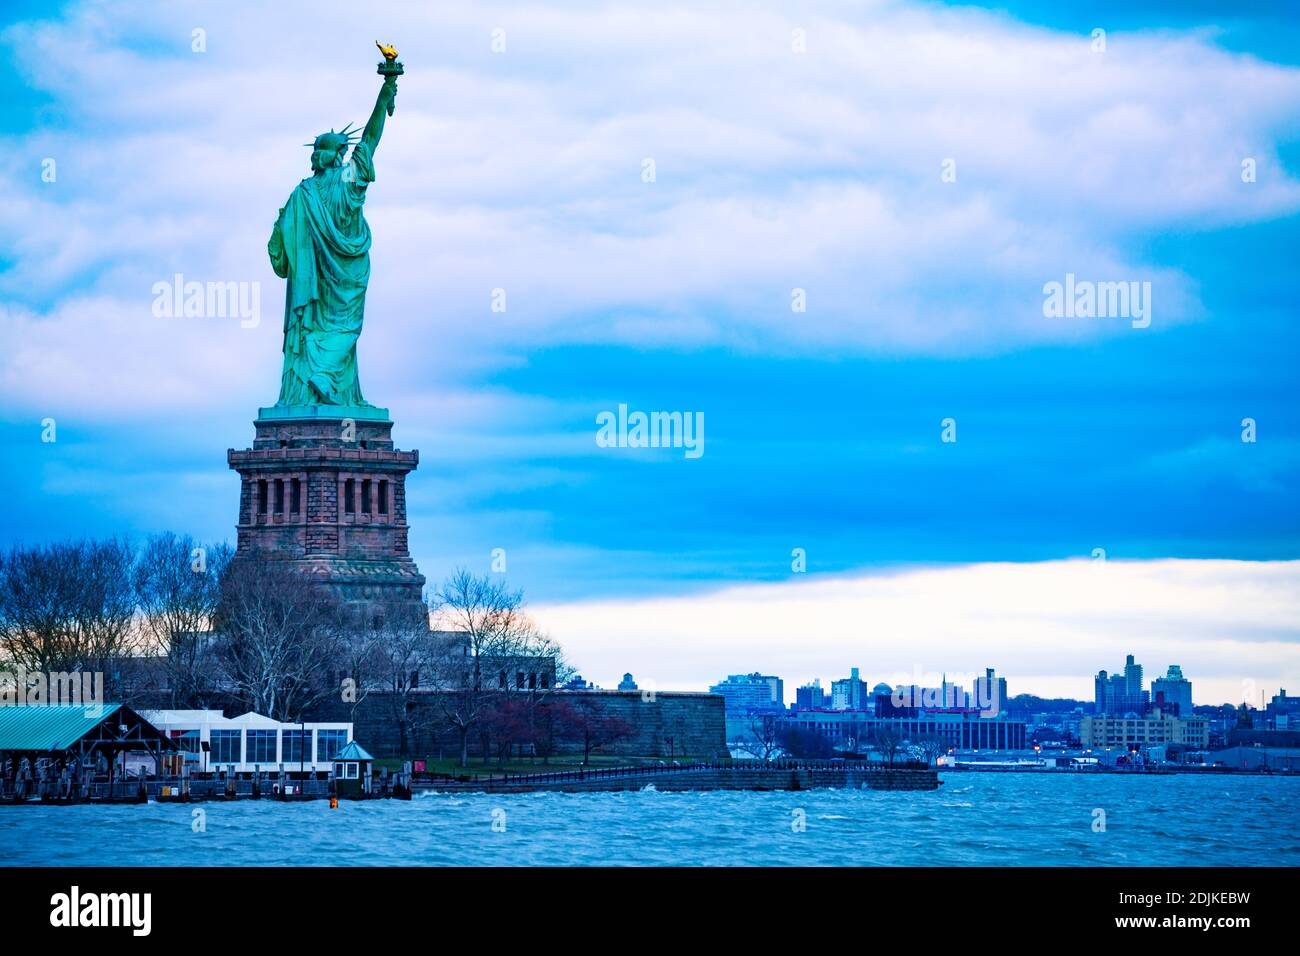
2, 773, 1296, 866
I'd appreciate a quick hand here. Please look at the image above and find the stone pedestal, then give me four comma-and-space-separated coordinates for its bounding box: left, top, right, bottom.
226, 407, 426, 625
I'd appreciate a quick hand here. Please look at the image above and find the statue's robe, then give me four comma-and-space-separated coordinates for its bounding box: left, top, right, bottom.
268, 142, 375, 406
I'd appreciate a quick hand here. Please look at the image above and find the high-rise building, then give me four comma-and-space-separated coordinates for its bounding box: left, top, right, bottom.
1124, 654, 1144, 701
708, 673, 783, 715
1151, 665, 1192, 716
831, 667, 866, 710
1095, 654, 1148, 715
971, 668, 1008, 714
752, 673, 784, 710
795, 679, 825, 711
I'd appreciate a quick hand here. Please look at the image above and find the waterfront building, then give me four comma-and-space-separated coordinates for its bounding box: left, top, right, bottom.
331, 740, 376, 796
136, 710, 355, 775
1209, 745, 1300, 771
709, 673, 784, 715
0, 704, 174, 780
1079, 710, 1209, 750
1151, 665, 1193, 716
831, 667, 867, 710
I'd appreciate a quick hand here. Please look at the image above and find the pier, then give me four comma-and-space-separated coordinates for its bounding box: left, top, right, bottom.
0, 770, 413, 804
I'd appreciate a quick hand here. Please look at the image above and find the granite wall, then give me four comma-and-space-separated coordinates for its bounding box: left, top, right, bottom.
303, 689, 728, 759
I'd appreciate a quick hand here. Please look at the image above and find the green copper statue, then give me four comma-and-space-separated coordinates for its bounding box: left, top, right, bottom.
267, 45, 403, 410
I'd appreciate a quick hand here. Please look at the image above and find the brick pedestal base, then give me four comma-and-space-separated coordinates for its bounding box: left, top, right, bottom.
227, 411, 426, 624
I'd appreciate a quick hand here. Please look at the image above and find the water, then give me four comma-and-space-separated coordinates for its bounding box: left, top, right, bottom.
2, 774, 1296, 866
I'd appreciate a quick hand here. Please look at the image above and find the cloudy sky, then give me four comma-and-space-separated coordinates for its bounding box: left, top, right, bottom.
2, 0, 1298, 703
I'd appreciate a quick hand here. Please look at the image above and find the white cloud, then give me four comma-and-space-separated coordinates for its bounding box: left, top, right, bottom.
532, 558, 1300, 705
2, 1, 1298, 418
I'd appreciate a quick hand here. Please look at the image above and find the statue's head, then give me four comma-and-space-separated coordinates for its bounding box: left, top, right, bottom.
307, 125, 360, 171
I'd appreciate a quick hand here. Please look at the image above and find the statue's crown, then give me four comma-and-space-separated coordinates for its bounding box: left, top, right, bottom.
305, 124, 361, 152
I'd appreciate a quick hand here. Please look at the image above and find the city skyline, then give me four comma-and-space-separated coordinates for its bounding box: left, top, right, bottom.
707, 655, 1282, 712
538, 560, 1299, 702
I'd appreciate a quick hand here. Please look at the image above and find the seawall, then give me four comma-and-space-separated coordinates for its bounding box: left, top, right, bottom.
413, 762, 942, 794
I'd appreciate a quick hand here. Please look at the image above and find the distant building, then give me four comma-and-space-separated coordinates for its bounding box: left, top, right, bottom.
972, 668, 1008, 715
831, 667, 866, 710
709, 673, 784, 715
783, 710, 1027, 752
795, 679, 825, 711
617, 673, 639, 691
1080, 711, 1209, 750
1025, 709, 1084, 747
758, 674, 785, 710
1151, 665, 1192, 716
1265, 688, 1300, 730
1227, 727, 1300, 749
1207, 746, 1300, 772
1095, 654, 1148, 715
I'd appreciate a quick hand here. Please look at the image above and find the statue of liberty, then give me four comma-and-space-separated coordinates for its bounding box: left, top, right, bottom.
267, 46, 402, 410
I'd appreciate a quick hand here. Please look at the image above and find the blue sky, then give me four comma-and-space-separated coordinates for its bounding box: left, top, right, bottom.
2, 1, 1298, 698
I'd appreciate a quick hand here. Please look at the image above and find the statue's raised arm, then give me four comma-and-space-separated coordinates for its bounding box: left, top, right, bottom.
365, 42, 404, 156
362, 74, 397, 156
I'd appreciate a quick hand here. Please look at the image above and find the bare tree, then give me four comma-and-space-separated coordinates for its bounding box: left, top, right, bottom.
869, 724, 904, 765
333, 619, 385, 724
214, 560, 342, 721
0, 539, 141, 700
737, 713, 784, 760
425, 569, 560, 767
914, 733, 948, 767
135, 533, 231, 707
0, 541, 90, 674
373, 610, 438, 757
